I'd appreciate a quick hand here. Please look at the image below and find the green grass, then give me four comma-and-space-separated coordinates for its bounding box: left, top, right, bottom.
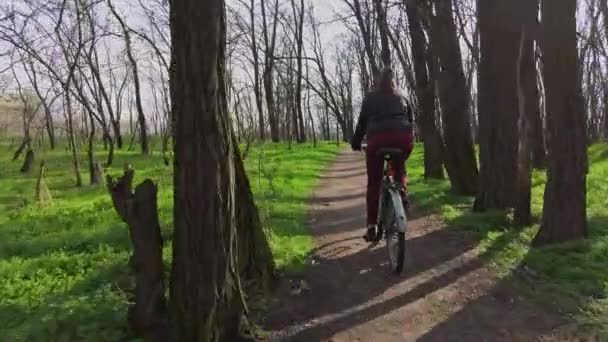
0, 140, 339, 341
407, 143, 608, 337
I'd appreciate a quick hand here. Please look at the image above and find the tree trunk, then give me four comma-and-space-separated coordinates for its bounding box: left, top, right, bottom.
112, 118, 123, 149
373, 0, 391, 68
406, 2, 444, 179
305, 65, 318, 148
107, 170, 169, 341
44, 107, 56, 150
604, 87, 608, 140
431, 0, 479, 195
351, 0, 379, 76
169, 0, 247, 339
232, 132, 275, 283
292, 0, 306, 143
532, 63, 548, 169
514, 8, 537, 226
261, 0, 281, 143
12, 138, 30, 161
248, 0, 266, 141
108, 0, 150, 155
20, 149, 35, 173
87, 113, 99, 185
474, 0, 522, 211
65, 93, 83, 187
533, 0, 588, 245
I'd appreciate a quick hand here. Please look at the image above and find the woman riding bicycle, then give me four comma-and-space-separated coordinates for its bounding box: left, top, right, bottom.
351, 67, 414, 242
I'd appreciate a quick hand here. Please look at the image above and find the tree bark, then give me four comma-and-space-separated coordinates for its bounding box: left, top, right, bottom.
20, 149, 35, 174
261, 0, 281, 142
406, 2, 444, 179
107, 170, 169, 341
514, 15, 536, 226
431, 0, 479, 195
532, 53, 548, 169
232, 132, 275, 283
533, 0, 588, 245
170, 0, 247, 339
373, 0, 391, 68
600, 0, 608, 141
293, 0, 306, 142
87, 111, 99, 185
474, 0, 523, 211
65, 92, 83, 187
248, 0, 266, 141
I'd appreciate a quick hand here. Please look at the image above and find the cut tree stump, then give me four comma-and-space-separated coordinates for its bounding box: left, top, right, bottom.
107, 168, 168, 341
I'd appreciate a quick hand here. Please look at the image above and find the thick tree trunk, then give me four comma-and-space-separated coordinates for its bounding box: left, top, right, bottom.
232, 132, 275, 283
12, 138, 30, 161
533, 0, 588, 245
604, 88, 608, 140
514, 11, 537, 226
406, 2, 444, 179
112, 120, 123, 149
532, 58, 548, 167
170, 1, 247, 339
20, 149, 35, 173
431, 0, 478, 195
475, 0, 521, 211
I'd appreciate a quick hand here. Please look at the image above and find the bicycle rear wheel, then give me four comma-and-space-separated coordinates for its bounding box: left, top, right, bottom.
386, 228, 405, 274
382, 189, 407, 275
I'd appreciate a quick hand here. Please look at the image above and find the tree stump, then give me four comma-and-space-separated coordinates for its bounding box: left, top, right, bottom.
20, 149, 35, 173
36, 161, 52, 206
107, 169, 168, 341
91, 162, 104, 185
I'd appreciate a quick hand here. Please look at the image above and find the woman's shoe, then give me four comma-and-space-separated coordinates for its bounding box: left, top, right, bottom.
364, 224, 378, 242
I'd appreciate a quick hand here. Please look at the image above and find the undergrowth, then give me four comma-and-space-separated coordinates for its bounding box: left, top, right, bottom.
407, 144, 608, 338
0, 139, 339, 340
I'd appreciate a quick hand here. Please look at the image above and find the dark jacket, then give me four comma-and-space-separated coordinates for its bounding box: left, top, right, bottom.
351, 90, 413, 149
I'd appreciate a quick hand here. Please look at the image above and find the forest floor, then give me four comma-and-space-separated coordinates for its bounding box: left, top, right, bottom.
0, 141, 340, 340
263, 150, 595, 341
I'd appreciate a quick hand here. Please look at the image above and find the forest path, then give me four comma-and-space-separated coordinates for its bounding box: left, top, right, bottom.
264, 150, 578, 341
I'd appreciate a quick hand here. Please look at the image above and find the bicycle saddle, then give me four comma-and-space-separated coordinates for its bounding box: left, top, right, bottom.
376, 147, 404, 159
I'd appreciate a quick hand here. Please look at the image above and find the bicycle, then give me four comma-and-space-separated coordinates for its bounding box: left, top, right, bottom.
362, 144, 408, 275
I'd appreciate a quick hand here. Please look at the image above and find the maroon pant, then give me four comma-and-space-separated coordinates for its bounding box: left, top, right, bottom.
365, 131, 414, 225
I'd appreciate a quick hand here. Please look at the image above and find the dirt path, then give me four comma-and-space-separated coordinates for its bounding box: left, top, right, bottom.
263, 151, 580, 341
